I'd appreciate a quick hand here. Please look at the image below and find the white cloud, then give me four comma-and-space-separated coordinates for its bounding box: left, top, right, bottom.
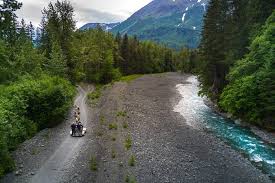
17, 0, 152, 27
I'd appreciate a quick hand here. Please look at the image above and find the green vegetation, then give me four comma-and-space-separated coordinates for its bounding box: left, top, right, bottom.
111, 136, 116, 141
123, 122, 129, 129
0, 76, 75, 176
99, 115, 106, 125
109, 123, 118, 130
111, 149, 116, 159
220, 12, 275, 129
88, 85, 103, 105
198, 0, 274, 128
111, 3, 205, 49
89, 156, 98, 171
199, 0, 274, 100
125, 136, 132, 150
114, 33, 176, 76
125, 175, 137, 183
117, 111, 127, 117
128, 155, 136, 166
119, 74, 143, 83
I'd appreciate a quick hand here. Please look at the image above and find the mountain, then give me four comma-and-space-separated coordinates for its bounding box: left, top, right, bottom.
111, 0, 208, 49
80, 23, 120, 31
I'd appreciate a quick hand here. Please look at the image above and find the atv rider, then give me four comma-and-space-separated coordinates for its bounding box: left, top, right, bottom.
71, 122, 77, 136
74, 105, 81, 122
76, 121, 83, 132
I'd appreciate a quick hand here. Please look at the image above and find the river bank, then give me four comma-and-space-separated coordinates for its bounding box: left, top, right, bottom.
174, 75, 275, 179
203, 87, 275, 146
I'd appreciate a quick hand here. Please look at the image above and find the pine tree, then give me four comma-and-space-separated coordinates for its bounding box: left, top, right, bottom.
199, 0, 227, 99
0, 0, 22, 44
47, 41, 68, 78
40, 0, 76, 80
120, 34, 130, 75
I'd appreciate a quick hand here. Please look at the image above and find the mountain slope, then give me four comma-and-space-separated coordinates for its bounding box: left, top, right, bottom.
80, 23, 120, 31
111, 0, 208, 49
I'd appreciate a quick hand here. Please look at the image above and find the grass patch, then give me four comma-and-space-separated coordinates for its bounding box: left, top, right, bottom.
125, 135, 132, 150
122, 122, 128, 129
111, 149, 116, 159
119, 74, 143, 83
125, 175, 137, 183
89, 156, 97, 171
111, 136, 116, 141
109, 123, 118, 130
128, 155, 136, 167
117, 111, 127, 117
88, 85, 103, 105
99, 115, 106, 125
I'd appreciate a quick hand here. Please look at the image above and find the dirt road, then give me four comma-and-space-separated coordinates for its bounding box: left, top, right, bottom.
1, 73, 272, 183
1, 85, 95, 183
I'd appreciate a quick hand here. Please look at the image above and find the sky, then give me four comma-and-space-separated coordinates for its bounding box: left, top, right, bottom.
16, 0, 152, 28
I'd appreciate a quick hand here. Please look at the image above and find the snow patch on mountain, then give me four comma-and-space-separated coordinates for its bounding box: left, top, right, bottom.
182, 13, 186, 22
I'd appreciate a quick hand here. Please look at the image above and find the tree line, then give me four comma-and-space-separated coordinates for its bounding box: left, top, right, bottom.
198, 0, 274, 129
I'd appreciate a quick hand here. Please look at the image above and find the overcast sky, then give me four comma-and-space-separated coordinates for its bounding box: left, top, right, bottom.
16, 0, 152, 28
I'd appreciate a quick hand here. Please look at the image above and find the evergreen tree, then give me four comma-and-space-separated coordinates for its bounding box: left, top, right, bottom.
47, 41, 68, 78
0, 0, 22, 44
199, 0, 229, 99
120, 34, 130, 74
40, 0, 76, 81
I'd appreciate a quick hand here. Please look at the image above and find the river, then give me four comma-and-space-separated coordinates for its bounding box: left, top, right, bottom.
174, 76, 275, 179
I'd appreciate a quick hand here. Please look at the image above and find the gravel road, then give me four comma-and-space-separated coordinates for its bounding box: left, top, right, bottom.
1, 73, 272, 183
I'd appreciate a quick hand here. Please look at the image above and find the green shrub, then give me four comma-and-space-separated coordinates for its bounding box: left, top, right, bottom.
111, 149, 116, 159
109, 123, 118, 130
125, 136, 132, 150
122, 122, 128, 129
111, 136, 116, 141
0, 75, 75, 177
125, 175, 137, 183
88, 85, 103, 105
128, 155, 136, 166
118, 74, 143, 83
117, 111, 127, 117
99, 115, 105, 125
90, 156, 98, 171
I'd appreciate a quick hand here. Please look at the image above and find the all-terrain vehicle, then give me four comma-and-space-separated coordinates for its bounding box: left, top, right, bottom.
70, 123, 87, 137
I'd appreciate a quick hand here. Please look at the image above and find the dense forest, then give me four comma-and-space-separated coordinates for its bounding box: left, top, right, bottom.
198, 0, 275, 129
0, 0, 177, 176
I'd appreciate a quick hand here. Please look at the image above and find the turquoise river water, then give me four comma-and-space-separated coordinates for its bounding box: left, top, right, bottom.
174, 76, 275, 179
